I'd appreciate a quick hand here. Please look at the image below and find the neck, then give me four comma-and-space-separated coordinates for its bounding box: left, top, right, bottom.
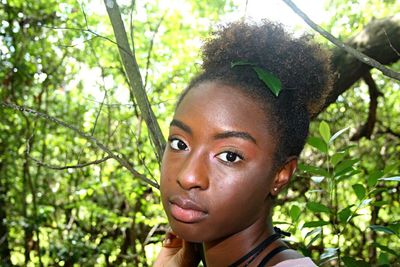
202, 216, 274, 267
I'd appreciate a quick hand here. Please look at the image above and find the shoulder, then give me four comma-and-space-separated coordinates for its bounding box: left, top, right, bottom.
272, 257, 317, 267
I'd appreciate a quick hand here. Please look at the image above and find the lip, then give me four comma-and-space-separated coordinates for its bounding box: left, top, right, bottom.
169, 195, 208, 223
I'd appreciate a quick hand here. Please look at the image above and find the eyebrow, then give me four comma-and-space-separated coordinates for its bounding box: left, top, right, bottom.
170, 119, 192, 135
170, 119, 256, 144
214, 131, 257, 144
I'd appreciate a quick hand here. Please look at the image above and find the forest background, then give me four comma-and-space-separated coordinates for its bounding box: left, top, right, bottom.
0, 0, 399, 266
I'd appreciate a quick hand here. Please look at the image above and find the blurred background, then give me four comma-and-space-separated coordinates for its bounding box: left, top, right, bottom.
0, 0, 399, 266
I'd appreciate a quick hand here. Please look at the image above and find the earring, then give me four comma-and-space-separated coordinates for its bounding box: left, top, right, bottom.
273, 187, 278, 192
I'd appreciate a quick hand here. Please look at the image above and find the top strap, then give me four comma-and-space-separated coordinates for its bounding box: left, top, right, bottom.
257, 246, 289, 267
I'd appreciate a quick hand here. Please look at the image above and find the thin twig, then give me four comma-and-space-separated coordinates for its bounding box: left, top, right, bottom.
1, 102, 160, 189
383, 28, 400, 57
42, 25, 135, 59
29, 155, 113, 170
144, 13, 166, 90
281, 0, 400, 81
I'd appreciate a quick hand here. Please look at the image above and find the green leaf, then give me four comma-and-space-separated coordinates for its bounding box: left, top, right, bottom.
334, 159, 359, 176
305, 227, 321, 239
378, 176, 400, 182
367, 170, 384, 187
306, 228, 321, 248
319, 121, 331, 144
307, 136, 328, 153
342, 256, 370, 267
372, 242, 400, 257
289, 205, 301, 222
331, 151, 346, 166
298, 163, 330, 177
372, 201, 389, 207
329, 126, 350, 144
253, 66, 282, 97
338, 205, 353, 223
369, 225, 396, 235
306, 202, 331, 213
352, 184, 366, 200
231, 61, 282, 96
303, 220, 330, 228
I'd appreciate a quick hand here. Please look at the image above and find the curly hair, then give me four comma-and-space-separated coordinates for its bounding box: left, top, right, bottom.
178, 20, 333, 167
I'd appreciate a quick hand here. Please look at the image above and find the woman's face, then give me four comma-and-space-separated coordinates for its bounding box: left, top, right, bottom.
160, 81, 278, 242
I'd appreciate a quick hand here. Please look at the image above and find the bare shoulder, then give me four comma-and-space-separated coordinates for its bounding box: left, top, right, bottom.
267, 248, 314, 266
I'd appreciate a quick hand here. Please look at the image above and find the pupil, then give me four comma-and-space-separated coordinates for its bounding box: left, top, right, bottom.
178, 141, 186, 150
227, 152, 236, 162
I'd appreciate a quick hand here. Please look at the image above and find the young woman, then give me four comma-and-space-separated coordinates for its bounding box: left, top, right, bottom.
154, 20, 333, 267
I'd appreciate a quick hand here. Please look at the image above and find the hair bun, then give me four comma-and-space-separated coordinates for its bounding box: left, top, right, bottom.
201, 20, 333, 117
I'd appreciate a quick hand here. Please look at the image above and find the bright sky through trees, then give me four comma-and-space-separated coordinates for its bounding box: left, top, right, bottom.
230, 0, 328, 27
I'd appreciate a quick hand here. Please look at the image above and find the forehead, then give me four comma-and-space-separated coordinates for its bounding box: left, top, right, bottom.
175, 81, 275, 145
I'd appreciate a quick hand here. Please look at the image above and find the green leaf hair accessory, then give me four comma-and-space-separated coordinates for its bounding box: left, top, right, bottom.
231, 61, 282, 97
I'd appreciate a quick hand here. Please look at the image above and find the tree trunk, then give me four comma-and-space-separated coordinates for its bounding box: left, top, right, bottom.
318, 14, 400, 116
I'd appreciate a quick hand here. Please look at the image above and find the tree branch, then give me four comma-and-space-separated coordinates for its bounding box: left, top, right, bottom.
1, 102, 159, 189
350, 72, 382, 141
29, 155, 113, 170
103, 0, 165, 163
281, 0, 400, 81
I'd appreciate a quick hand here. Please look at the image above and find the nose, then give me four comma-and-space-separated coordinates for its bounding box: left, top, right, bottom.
176, 151, 209, 191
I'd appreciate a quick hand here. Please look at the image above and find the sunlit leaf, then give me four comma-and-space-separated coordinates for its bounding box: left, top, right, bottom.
329, 126, 350, 144
311, 176, 325, 183
290, 205, 301, 222
319, 121, 331, 144
378, 176, 400, 182
307, 136, 328, 153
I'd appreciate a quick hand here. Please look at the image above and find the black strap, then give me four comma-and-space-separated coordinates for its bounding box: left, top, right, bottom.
228, 233, 281, 267
257, 246, 289, 267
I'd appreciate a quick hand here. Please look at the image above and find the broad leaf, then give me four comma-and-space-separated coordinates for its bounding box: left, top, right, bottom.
253, 66, 282, 97
290, 205, 301, 222
319, 121, 331, 144
352, 184, 366, 200
331, 151, 346, 166
306, 202, 331, 213
338, 205, 353, 223
303, 220, 330, 228
307, 136, 328, 153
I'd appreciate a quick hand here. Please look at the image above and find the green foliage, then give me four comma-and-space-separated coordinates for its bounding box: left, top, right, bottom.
275, 121, 400, 266
1, 0, 399, 266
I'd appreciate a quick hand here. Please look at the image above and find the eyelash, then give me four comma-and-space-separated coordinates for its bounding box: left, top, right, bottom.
168, 137, 245, 164
168, 137, 189, 151
216, 149, 245, 165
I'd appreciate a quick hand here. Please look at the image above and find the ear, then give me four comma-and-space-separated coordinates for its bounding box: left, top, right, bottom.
270, 157, 298, 196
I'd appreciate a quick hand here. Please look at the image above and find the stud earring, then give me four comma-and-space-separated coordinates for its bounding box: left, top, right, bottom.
273, 187, 278, 192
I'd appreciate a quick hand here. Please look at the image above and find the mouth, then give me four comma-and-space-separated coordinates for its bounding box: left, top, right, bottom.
169, 195, 208, 223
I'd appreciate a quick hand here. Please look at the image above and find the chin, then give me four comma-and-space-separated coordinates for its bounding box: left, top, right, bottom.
169, 220, 209, 243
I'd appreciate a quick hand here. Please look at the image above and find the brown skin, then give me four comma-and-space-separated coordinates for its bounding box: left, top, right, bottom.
157, 81, 302, 266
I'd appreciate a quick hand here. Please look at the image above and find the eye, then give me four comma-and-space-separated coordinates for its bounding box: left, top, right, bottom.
169, 138, 188, 151
216, 151, 243, 163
